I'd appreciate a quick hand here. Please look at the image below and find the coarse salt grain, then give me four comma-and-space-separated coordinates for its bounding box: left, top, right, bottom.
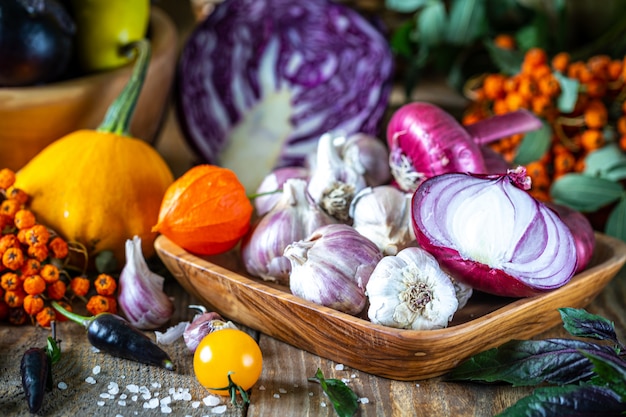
273, 394, 280, 399
92, 365, 101, 375
108, 382, 120, 395
57, 381, 68, 390
191, 401, 201, 409
278, 388, 287, 394
144, 398, 159, 409
127, 384, 139, 393
258, 385, 266, 390
211, 405, 227, 414
99, 393, 111, 399
118, 400, 127, 406
341, 378, 350, 384
161, 406, 172, 414
202, 395, 221, 406
160, 396, 172, 405
97, 401, 105, 406
359, 397, 370, 404
85, 376, 96, 384
131, 395, 138, 402
335, 364, 345, 371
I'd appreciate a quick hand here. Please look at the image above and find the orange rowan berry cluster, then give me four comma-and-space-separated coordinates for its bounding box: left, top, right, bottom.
463, 44, 626, 202
0, 168, 118, 327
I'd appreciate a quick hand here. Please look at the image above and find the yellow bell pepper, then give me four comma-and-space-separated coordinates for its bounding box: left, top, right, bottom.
70, 0, 150, 72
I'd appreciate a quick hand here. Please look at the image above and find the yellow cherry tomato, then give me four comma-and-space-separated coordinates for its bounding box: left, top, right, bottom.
193, 328, 263, 396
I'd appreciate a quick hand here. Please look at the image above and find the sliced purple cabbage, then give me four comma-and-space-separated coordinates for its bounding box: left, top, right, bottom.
176, 0, 393, 192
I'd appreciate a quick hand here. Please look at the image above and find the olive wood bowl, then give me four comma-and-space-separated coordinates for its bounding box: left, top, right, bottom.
0, 7, 178, 172
155, 232, 626, 381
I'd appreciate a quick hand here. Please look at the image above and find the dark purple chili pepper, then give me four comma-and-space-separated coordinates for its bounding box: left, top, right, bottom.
21, 347, 51, 414
52, 301, 175, 371
20, 323, 61, 414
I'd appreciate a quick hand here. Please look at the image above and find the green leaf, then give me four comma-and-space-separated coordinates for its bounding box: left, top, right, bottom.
446, 339, 617, 386
554, 72, 580, 113
445, 0, 487, 45
385, 0, 427, 13
495, 384, 626, 417
46, 337, 61, 365
582, 350, 626, 401
416, 0, 447, 46
558, 308, 619, 345
309, 368, 359, 417
514, 14, 549, 51
483, 39, 524, 75
583, 144, 626, 179
550, 173, 623, 212
95, 250, 118, 274
389, 21, 416, 58
605, 197, 626, 242
513, 121, 551, 165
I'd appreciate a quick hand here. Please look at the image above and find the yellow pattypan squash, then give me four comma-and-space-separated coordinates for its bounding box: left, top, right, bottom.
15, 40, 174, 264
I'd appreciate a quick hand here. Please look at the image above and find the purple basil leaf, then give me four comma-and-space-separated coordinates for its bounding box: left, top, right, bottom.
446, 339, 618, 386
495, 384, 626, 417
582, 350, 626, 401
559, 308, 619, 345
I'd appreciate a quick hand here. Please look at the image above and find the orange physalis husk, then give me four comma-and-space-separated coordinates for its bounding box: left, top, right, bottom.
152, 164, 253, 255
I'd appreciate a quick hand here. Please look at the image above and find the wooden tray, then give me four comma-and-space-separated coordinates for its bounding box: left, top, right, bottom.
154, 233, 626, 381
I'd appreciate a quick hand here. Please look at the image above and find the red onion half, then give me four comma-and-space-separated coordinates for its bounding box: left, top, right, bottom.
411, 168, 578, 298
387, 102, 542, 192
545, 202, 596, 273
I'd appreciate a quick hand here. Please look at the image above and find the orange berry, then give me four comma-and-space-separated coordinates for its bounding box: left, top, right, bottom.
40, 264, 60, 284
70, 276, 90, 297
86, 295, 110, 316
23, 275, 46, 296
619, 135, 626, 151
587, 54, 611, 80
522, 48, 548, 73
94, 274, 117, 296
13, 209, 36, 230
494, 34, 516, 50
0, 199, 20, 218
531, 95, 552, 116
1, 272, 20, 291
5, 187, 29, 205
35, 306, 56, 328
23, 294, 44, 316
2, 247, 24, 270
553, 151, 576, 174
483, 73, 507, 100
617, 116, 626, 135
607, 59, 623, 81
551, 52, 570, 72
46, 280, 66, 301
48, 237, 69, 259
538, 74, 560, 97
517, 75, 537, 100
0, 169, 16, 190
505, 92, 528, 111
583, 100, 608, 129
584, 78, 607, 99
580, 129, 605, 152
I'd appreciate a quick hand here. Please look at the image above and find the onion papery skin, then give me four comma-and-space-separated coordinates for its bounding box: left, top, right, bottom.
411, 171, 578, 298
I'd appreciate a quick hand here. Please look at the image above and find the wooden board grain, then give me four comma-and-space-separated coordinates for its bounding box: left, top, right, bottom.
154, 233, 626, 381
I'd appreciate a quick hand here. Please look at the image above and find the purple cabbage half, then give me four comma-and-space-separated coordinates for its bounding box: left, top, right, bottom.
175, 0, 394, 192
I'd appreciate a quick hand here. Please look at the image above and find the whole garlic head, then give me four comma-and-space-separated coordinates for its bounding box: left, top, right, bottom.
350, 185, 415, 255
285, 223, 383, 316
366, 246, 458, 330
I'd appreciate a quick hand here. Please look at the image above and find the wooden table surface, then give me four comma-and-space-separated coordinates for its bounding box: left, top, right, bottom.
1, 264, 625, 417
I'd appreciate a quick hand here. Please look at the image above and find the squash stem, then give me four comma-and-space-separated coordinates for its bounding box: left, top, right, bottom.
97, 39, 151, 137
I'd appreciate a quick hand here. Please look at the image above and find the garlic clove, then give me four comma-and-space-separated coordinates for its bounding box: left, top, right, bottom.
118, 236, 175, 330
366, 247, 458, 330
183, 308, 238, 353
350, 185, 416, 255
253, 166, 309, 216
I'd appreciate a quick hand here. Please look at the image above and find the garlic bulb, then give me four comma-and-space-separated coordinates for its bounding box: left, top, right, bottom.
339, 133, 391, 187
118, 236, 175, 330
307, 132, 367, 222
241, 178, 336, 283
366, 246, 458, 330
284, 224, 383, 315
350, 185, 415, 255
253, 166, 309, 216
